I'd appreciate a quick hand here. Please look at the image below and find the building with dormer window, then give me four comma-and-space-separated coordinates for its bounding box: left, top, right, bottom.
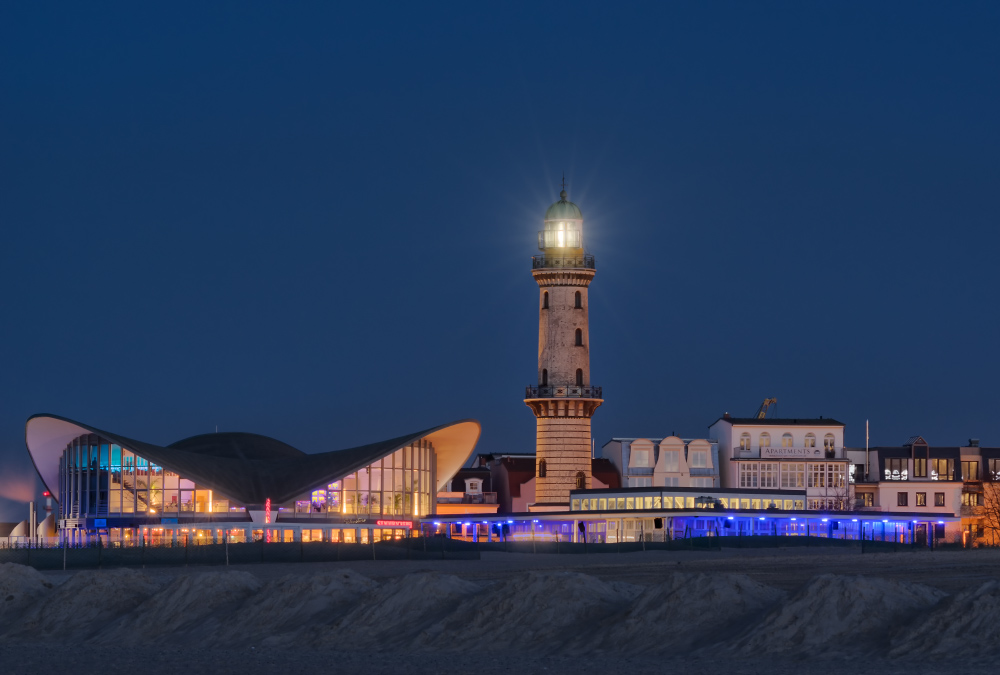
710, 414, 851, 510
602, 437, 719, 489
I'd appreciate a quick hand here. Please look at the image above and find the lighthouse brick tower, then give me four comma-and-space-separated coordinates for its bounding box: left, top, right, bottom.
524, 187, 602, 506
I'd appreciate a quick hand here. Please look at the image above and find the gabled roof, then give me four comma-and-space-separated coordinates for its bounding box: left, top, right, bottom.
26, 414, 480, 507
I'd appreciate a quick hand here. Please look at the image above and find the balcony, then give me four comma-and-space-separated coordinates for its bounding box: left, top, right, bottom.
531, 254, 595, 270
437, 492, 497, 505
526, 385, 602, 399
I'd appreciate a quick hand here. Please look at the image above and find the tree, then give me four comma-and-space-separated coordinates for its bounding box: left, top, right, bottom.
980, 482, 1000, 547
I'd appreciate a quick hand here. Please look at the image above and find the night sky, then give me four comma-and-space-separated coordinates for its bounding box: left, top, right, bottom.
2, 3, 999, 520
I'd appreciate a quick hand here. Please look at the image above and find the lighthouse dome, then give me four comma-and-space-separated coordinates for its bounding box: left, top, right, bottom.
545, 190, 583, 221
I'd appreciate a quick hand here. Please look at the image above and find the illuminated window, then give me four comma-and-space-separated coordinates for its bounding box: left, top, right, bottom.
934, 492, 945, 507
542, 292, 549, 309
781, 463, 804, 488
961, 491, 983, 507
759, 463, 778, 488
576, 369, 583, 386
804, 433, 816, 448
824, 434, 836, 451
575, 329, 583, 346
782, 433, 793, 448
808, 463, 827, 488
575, 291, 582, 308
914, 458, 927, 478
832, 464, 846, 488
931, 458, 954, 481
885, 458, 908, 481
739, 463, 758, 488
740, 433, 751, 451
759, 433, 771, 448
916, 492, 926, 506
961, 461, 979, 481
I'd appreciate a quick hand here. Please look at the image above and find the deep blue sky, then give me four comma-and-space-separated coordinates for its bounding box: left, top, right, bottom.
2, 3, 999, 520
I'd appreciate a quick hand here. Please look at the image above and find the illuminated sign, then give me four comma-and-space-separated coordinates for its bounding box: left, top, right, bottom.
265, 498, 272, 543
760, 447, 825, 458
375, 520, 413, 528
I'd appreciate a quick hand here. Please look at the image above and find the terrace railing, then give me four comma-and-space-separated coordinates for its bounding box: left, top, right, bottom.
525, 385, 602, 399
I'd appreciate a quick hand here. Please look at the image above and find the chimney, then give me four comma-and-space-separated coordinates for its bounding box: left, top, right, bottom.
723, 412, 731, 420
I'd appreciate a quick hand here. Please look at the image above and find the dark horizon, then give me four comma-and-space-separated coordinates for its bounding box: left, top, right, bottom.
2, 2, 999, 520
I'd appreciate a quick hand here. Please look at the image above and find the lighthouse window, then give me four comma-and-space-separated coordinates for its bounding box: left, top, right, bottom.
541, 369, 548, 386
538, 459, 547, 478
575, 472, 586, 489
576, 369, 583, 386
543, 292, 549, 309
575, 329, 583, 346
575, 291, 582, 308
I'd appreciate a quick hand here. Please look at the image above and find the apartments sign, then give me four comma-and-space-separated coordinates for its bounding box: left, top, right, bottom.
760, 447, 826, 458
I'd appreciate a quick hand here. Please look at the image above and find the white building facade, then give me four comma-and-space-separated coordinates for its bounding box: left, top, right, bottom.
710, 415, 851, 511
602, 437, 720, 489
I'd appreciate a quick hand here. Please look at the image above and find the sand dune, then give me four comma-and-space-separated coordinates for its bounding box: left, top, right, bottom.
0, 562, 997, 661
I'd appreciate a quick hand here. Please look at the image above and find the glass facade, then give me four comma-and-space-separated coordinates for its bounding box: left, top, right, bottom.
59, 434, 436, 523
294, 439, 435, 518
58, 434, 235, 518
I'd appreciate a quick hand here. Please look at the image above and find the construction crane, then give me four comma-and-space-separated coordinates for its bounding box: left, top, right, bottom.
755, 398, 777, 419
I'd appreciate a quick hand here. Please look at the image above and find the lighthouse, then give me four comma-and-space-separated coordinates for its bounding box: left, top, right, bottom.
524, 187, 603, 505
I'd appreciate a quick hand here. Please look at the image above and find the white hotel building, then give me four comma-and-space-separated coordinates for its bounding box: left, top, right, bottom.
709, 415, 851, 511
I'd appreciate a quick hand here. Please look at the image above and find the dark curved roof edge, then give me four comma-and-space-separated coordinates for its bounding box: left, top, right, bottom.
25, 413, 481, 507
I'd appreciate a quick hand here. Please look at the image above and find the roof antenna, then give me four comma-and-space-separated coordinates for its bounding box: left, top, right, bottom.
560, 172, 568, 200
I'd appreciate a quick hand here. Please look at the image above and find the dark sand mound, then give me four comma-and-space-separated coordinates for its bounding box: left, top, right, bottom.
890, 578, 1000, 658
729, 574, 945, 656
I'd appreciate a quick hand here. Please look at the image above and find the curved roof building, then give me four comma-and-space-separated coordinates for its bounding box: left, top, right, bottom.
26, 414, 480, 540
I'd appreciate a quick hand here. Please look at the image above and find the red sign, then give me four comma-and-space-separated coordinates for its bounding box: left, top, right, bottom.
264, 498, 272, 543
375, 520, 413, 528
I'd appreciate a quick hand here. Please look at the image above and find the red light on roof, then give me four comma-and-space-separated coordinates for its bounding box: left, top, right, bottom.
43, 491, 50, 497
